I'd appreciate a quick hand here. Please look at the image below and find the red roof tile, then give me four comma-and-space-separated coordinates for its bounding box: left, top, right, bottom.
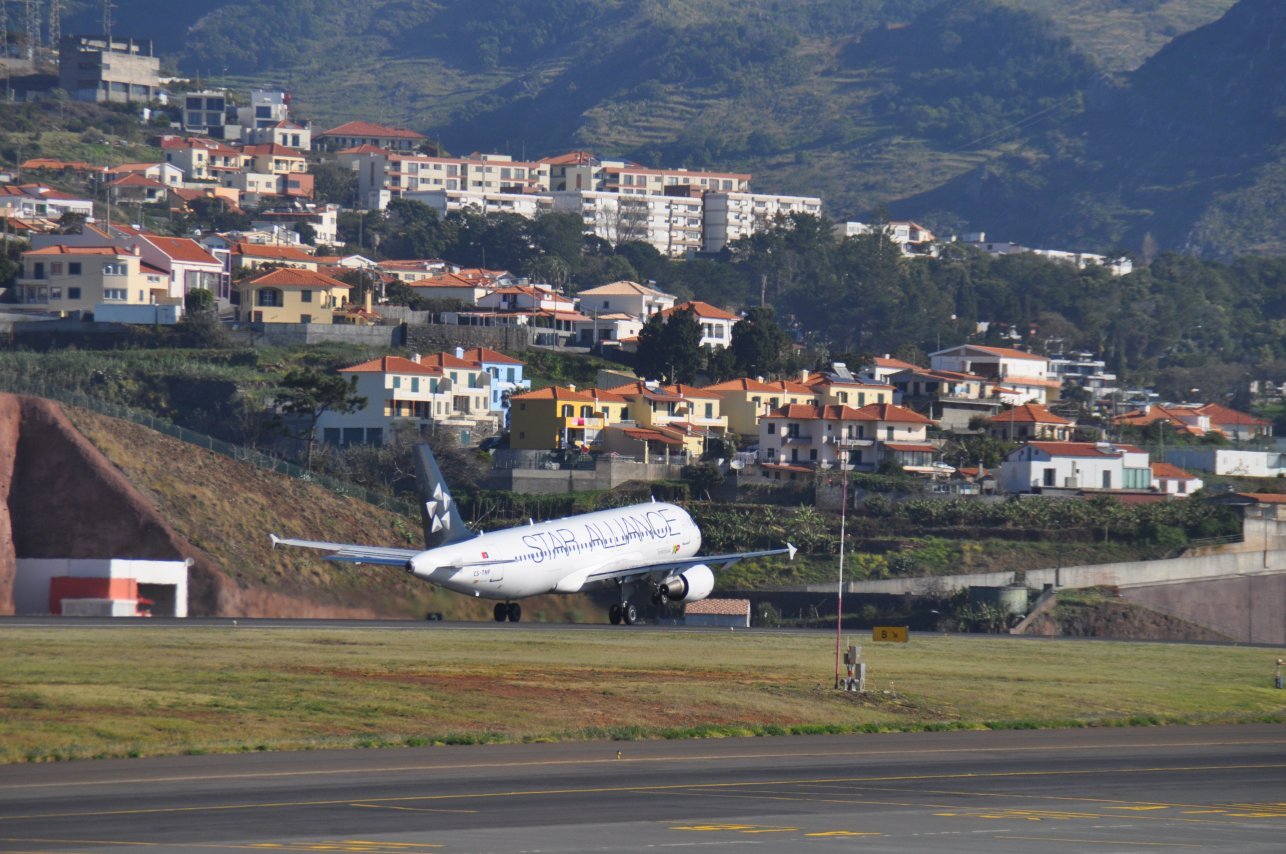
341, 356, 441, 376
319, 121, 426, 140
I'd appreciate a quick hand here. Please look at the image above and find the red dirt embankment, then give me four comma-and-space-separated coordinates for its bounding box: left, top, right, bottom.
0, 394, 384, 618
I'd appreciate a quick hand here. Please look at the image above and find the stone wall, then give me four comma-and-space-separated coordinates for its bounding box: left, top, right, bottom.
405, 323, 535, 353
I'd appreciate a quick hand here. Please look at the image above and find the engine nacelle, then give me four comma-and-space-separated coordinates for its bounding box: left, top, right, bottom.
659, 564, 715, 603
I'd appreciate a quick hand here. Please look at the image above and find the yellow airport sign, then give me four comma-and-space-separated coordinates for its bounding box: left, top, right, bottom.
872, 626, 908, 643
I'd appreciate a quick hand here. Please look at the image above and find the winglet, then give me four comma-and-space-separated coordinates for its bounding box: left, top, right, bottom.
270, 533, 281, 548
787, 542, 797, 561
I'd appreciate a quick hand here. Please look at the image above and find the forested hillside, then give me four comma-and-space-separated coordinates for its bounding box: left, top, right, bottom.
54, 0, 1285, 259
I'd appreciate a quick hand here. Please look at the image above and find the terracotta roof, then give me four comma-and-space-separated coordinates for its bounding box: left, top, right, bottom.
1192, 403, 1272, 427
684, 598, 750, 616
1022, 441, 1128, 458
1151, 462, 1197, 480
144, 235, 221, 266
764, 403, 821, 420
245, 268, 348, 289
1235, 493, 1286, 504
242, 143, 306, 157
458, 347, 524, 366
661, 300, 739, 321
873, 356, 920, 371
540, 150, 597, 166
938, 344, 1048, 362
319, 121, 426, 140
340, 356, 441, 376
577, 280, 674, 298
23, 245, 132, 256
419, 352, 479, 370
622, 428, 682, 445
850, 403, 932, 424
989, 403, 1072, 425
512, 386, 599, 403
605, 381, 683, 401
663, 384, 720, 399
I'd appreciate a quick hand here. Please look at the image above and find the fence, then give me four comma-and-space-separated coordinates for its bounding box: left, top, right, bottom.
0, 378, 420, 520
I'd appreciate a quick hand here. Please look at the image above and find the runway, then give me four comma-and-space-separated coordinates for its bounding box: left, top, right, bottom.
0, 725, 1283, 852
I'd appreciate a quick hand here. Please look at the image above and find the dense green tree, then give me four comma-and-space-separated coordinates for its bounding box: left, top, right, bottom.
635, 306, 703, 384
310, 161, 359, 208
730, 306, 793, 378
275, 369, 367, 469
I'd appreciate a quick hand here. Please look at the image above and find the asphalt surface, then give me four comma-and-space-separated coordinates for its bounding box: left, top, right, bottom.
0, 725, 1283, 853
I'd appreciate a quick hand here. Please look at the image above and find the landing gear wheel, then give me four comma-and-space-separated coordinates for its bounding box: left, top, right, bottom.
621, 601, 639, 625
507, 602, 522, 623
608, 604, 622, 625
494, 602, 508, 622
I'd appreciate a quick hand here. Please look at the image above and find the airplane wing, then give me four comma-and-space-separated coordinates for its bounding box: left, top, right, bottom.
583, 543, 797, 586
270, 534, 421, 568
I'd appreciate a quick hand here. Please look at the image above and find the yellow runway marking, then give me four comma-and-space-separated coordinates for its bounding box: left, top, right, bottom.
2, 762, 1283, 824
804, 830, 882, 837
3, 737, 1282, 791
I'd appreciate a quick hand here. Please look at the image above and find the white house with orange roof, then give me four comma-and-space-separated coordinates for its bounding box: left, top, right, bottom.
985, 403, 1075, 442
999, 441, 1152, 494
316, 355, 446, 447
1150, 462, 1203, 497
802, 365, 896, 409
575, 280, 676, 319
572, 311, 643, 347
161, 136, 245, 182
660, 300, 738, 349
756, 402, 935, 473
930, 344, 1057, 404
477, 285, 574, 313
1115, 403, 1273, 443
863, 355, 921, 384
416, 351, 494, 427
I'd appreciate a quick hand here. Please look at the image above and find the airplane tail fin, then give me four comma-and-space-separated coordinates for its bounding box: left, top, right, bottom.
413, 443, 477, 548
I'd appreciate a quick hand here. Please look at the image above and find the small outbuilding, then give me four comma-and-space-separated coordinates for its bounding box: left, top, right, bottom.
683, 598, 751, 628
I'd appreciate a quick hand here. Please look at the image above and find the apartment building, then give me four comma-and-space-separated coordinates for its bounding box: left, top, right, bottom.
406, 189, 552, 219
601, 165, 750, 196
58, 35, 160, 104
703, 192, 823, 252
16, 245, 164, 314
352, 150, 550, 209
316, 121, 427, 152
550, 190, 704, 256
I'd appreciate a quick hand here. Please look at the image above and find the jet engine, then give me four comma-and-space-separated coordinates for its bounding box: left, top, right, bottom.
658, 565, 714, 603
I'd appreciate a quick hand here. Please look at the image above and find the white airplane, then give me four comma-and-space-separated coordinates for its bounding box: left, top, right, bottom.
272, 444, 794, 624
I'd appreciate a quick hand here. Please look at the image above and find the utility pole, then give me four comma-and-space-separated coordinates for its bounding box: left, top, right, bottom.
834, 444, 849, 689
1, 3, 9, 60
46, 0, 57, 49
102, 0, 112, 42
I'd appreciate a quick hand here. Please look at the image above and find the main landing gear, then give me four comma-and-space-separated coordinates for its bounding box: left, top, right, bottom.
608, 601, 638, 625
493, 602, 522, 623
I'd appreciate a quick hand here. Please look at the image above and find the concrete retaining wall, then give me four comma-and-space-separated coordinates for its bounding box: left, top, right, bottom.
405, 323, 535, 353
229, 323, 405, 348
488, 461, 685, 494
790, 547, 1286, 597
1121, 574, 1286, 645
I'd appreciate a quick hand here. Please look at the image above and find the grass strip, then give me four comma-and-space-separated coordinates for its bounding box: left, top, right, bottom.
2, 627, 1282, 763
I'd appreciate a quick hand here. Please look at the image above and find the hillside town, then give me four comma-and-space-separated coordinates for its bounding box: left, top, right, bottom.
0, 30, 1279, 506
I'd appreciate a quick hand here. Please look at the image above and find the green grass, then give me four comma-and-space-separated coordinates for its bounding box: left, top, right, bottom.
1, 627, 1281, 764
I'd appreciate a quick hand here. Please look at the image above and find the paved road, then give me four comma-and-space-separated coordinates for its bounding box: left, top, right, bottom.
0, 725, 1282, 852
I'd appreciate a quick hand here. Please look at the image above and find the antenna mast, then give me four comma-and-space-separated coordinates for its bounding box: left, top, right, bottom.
24, 0, 38, 60
47, 0, 57, 48
102, 0, 112, 42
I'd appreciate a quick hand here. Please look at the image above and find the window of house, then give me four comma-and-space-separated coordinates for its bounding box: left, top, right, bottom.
49, 287, 62, 300
886, 427, 894, 440
103, 288, 126, 301
68, 287, 81, 300
103, 263, 126, 276
393, 376, 401, 389
69, 263, 82, 275
561, 405, 573, 417
767, 423, 776, 435
50, 262, 63, 275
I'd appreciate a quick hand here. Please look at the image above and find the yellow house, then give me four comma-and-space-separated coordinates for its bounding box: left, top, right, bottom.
803, 370, 895, 409
232, 241, 320, 272
700, 377, 817, 437
15, 245, 166, 315
509, 385, 627, 450
240, 267, 351, 323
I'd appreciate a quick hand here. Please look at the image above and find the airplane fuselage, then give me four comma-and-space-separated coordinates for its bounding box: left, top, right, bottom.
409, 502, 702, 600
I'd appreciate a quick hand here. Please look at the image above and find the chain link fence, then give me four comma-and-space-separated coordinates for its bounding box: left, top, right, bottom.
0, 378, 420, 519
